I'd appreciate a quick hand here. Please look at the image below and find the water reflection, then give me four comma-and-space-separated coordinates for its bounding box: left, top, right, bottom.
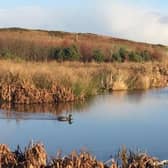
0, 89, 162, 121
111, 90, 148, 102
0, 88, 168, 160
0, 97, 95, 121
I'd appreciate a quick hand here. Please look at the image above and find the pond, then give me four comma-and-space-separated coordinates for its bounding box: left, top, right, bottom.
0, 88, 168, 161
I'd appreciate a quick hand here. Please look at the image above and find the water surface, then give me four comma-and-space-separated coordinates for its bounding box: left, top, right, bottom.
0, 88, 168, 160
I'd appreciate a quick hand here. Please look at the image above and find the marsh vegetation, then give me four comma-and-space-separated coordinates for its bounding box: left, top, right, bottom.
0, 28, 167, 104
0, 60, 167, 104
0, 143, 166, 168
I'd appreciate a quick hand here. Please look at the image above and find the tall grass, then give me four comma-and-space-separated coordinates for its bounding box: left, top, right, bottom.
0, 60, 109, 98
0, 60, 167, 104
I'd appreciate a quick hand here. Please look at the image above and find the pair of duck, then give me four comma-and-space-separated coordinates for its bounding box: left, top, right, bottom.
57, 114, 73, 124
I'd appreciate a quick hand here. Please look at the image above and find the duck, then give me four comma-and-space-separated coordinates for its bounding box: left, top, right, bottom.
57, 114, 73, 124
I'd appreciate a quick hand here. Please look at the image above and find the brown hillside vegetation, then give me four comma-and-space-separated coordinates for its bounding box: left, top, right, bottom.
0, 28, 167, 62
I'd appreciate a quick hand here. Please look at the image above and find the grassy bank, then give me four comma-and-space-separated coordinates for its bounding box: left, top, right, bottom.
0, 60, 168, 104
0, 143, 165, 168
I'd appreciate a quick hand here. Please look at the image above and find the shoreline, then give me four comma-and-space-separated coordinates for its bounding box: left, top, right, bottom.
0, 60, 168, 104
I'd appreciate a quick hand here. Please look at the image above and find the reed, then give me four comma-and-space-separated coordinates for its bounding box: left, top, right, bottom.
0, 143, 165, 168
0, 60, 167, 104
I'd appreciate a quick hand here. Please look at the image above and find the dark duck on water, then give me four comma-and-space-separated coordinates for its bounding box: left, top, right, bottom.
57, 114, 73, 124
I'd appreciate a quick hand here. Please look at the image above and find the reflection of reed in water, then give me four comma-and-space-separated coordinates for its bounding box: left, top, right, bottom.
0, 97, 94, 121
111, 90, 146, 102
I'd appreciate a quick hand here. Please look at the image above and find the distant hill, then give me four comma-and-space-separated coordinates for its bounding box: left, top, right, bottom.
0, 27, 167, 62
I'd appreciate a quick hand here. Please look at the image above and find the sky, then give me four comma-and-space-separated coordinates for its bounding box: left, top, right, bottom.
0, 0, 168, 45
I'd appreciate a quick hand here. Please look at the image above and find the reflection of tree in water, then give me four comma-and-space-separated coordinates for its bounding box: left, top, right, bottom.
0, 97, 94, 121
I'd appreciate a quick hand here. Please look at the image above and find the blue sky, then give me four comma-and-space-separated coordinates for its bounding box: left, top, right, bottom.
0, 0, 168, 44
1, 0, 168, 11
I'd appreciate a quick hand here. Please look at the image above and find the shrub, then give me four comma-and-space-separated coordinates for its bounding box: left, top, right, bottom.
63, 45, 80, 61
128, 52, 143, 62
50, 45, 81, 62
141, 50, 151, 61
111, 47, 128, 62
93, 49, 104, 62
50, 47, 64, 62
112, 51, 122, 62
119, 47, 127, 61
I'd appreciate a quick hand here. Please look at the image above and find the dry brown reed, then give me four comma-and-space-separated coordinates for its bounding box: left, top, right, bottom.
0, 60, 168, 104
0, 143, 165, 168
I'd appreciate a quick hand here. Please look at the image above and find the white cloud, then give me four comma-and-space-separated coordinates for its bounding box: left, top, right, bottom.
97, 1, 168, 44
0, 2, 168, 45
